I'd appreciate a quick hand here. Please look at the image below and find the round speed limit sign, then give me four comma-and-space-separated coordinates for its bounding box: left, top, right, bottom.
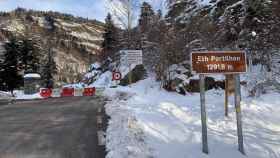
112, 72, 122, 81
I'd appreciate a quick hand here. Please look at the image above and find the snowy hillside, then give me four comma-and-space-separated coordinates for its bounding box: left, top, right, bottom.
104, 77, 280, 158
0, 8, 104, 86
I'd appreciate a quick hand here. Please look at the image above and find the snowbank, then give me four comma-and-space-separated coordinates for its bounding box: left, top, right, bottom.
63, 83, 85, 89
91, 71, 112, 88
0, 91, 12, 96
84, 70, 100, 79
104, 77, 280, 158
23, 73, 41, 78
14, 90, 42, 100
91, 62, 101, 70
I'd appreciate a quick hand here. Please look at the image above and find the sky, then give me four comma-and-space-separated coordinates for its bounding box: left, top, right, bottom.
0, 0, 165, 22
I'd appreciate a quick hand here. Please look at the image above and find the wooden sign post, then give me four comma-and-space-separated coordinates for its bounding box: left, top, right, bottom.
191, 51, 247, 155
225, 74, 235, 117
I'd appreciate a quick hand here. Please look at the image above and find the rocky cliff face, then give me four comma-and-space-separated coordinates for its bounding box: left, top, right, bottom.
0, 8, 104, 86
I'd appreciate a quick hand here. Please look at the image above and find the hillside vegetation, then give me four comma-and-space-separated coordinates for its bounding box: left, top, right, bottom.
0, 8, 104, 87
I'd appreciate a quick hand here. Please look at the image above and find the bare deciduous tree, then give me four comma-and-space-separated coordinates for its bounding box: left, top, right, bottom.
105, 0, 139, 48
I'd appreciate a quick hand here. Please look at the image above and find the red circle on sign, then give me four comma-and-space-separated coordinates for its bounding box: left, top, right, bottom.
113, 72, 122, 80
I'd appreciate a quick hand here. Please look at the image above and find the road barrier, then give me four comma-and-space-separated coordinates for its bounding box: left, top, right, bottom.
40, 88, 52, 98
74, 88, 84, 97
61, 88, 74, 97
83, 87, 95, 96
51, 88, 61, 98
38, 86, 98, 99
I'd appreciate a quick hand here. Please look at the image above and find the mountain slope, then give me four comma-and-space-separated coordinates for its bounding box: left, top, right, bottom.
0, 8, 104, 86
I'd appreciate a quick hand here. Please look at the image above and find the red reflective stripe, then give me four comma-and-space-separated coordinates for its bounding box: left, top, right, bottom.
40, 88, 52, 98
83, 87, 95, 96
61, 88, 74, 97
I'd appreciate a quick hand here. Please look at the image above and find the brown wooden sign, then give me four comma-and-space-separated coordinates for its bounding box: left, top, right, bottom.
191, 51, 247, 74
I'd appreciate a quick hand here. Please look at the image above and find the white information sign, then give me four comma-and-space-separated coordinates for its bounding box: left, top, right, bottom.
120, 50, 143, 66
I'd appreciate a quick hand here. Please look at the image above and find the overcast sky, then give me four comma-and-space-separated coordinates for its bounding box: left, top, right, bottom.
0, 0, 165, 22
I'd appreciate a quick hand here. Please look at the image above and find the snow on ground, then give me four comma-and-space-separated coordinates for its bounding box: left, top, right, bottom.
5, 20, 25, 34
91, 62, 101, 70
0, 91, 12, 96
103, 77, 280, 158
71, 31, 102, 41
198, 0, 213, 6
23, 73, 41, 78
64, 71, 112, 88
58, 20, 81, 28
32, 16, 53, 29
87, 26, 104, 34
63, 82, 85, 88
78, 42, 100, 50
84, 70, 100, 79
14, 90, 42, 100
91, 71, 113, 88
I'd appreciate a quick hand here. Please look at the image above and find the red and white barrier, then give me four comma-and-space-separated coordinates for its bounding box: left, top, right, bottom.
83, 87, 95, 96
61, 87, 74, 97
51, 88, 61, 98
74, 88, 84, 97
40, 88, 52, 98
38, 86, 97, 99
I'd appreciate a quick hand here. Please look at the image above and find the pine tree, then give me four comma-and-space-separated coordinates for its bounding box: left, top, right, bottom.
139, 2, 155, 33
0, 43, 5, 90
19, 38, 40, 73
41, 48, 57, 88
101, 13, 118, 61
138, 2, 159, 71
2, 37, 23, 94
271, 0, 280, 47
166, 0, 188, 23
0, 61, 5, 91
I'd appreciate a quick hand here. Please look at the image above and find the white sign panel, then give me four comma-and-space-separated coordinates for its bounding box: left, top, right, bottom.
120, 50, 143, 66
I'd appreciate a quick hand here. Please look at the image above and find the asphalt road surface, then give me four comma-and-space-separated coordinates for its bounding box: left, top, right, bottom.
0, 96, 107, 158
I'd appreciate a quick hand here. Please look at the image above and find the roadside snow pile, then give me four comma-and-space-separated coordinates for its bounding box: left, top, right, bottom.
63, 82, 85, 88
105, 93, 153, 158
90, 71, 112, 88
84, 70, 101, 80
14, 90, 42, 100
0, 91, 11, 96
85, 61, 139, 88
91, 62, 101, 70
23, 73, 41, 78
84, 62, 102, 80
104, 77, 280, 158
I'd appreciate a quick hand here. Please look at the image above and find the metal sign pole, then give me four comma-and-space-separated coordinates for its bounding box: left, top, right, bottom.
191, 51, 247, 155
129, 64, 132, 87
199, 74, 209, 154
225, 75, 229, 117
234, 74, 245, 155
